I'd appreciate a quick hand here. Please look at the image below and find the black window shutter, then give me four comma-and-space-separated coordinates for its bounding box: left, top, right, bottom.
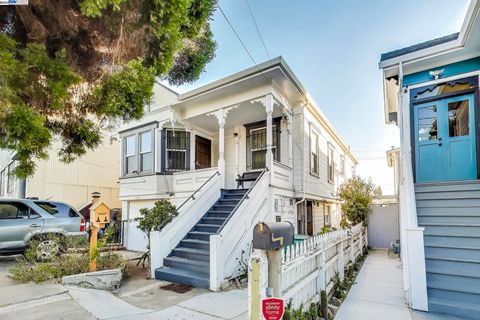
185, 132, 191, 170
161, 129, 166, 172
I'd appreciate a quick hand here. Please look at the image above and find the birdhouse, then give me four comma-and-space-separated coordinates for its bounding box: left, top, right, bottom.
89, 201, 111, 228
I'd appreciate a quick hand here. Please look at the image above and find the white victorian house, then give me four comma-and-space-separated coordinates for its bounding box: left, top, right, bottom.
118, 57, 357, 290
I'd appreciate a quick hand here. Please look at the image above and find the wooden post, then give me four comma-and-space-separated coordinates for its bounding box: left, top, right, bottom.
89, 224, 97, 272
337, 240, 345, 281
267, 250, 283, 297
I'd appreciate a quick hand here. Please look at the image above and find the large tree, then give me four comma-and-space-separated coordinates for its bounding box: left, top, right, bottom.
0, 0, 217, 177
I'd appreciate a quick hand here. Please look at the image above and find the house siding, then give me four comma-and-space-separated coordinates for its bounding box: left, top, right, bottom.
0, 137, 120, 209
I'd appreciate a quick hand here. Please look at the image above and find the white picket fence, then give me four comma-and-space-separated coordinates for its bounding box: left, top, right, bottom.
280, 223, 366, 309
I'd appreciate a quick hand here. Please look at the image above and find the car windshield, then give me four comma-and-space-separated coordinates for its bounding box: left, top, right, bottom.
35, 201, 78, 218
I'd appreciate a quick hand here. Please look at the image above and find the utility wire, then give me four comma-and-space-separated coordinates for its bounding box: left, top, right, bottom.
244, 0, 270, 59
217, 3, 259, 67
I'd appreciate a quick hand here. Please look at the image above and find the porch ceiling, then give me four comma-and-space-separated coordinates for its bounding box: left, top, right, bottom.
187, 100, 285, 132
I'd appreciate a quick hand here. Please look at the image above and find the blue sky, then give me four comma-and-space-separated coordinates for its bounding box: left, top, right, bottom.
169, 0, 470, 194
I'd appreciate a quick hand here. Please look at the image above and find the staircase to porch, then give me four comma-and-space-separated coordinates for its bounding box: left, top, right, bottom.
154, 188, 248, 288
415, 181, 480, 319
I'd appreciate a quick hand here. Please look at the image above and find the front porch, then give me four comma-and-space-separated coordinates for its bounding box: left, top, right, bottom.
169, 92, 294, 191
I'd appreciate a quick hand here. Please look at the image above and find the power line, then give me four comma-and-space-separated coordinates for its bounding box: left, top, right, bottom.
244, 0, 270, 59
217, 3, 259, 67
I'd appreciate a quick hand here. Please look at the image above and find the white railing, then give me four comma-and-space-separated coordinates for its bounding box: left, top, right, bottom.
249, 223, 366, 313
271, 160, 293, 189
210, 170, 271, 290
149, 171, 222, 278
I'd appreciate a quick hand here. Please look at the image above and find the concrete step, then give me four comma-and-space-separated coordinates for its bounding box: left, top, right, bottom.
163, 256, 209, 274
155, 267, 210, 289
180, 239, 210, 251
187, 231, 214, 241
194, 224, 220, 233
171, 247, 209, 262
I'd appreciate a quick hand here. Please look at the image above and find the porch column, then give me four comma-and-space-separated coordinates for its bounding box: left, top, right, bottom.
217, 109, 226, 188
265, 94, 274, 170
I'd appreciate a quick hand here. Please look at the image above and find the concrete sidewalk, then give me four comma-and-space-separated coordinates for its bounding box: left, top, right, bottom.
335, 249, 465, 320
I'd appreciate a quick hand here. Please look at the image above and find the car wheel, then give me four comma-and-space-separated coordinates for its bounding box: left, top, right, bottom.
36, 239, 60, 261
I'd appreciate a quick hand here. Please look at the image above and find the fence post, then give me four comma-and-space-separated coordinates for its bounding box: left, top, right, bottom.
349, 232, 355, 263
359, 228, 364, 255
267, 250, 283, 297
317, 249, 326, 292
365, 227, 368, 249
337, 240, 345, 281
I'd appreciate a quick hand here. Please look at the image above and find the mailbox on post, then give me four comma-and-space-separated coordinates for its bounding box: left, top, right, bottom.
253, 221, 294, 250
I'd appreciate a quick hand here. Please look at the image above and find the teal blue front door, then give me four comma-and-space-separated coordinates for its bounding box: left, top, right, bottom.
414, 94, 476, 183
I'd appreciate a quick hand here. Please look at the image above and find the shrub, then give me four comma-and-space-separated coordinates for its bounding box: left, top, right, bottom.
337, 176, 379, 226
9, 231, 127, 283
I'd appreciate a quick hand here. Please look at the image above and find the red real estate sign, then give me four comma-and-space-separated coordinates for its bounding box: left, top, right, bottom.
262, 297, 284, 320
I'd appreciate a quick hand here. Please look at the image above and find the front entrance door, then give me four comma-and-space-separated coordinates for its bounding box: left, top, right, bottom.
414, 94, 476, 182
195, 136, 211, 169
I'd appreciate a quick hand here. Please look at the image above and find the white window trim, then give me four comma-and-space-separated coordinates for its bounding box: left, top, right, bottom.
249, 125, 277, 171
310, 125, 320, 177
327, 143, 335, 184
164, 129, 188, 172
120, 123, 157, 177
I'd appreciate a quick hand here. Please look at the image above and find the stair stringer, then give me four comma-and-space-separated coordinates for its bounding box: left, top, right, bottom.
149, 174, 222, 278
209, 171, 271, 290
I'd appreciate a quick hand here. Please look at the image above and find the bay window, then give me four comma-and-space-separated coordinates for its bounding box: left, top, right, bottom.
140, 131, 153, 172
124, 135, 136, 174
121, 124, 156, 176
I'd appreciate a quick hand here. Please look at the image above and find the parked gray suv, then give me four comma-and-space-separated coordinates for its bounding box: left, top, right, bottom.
0, 199, 87, 260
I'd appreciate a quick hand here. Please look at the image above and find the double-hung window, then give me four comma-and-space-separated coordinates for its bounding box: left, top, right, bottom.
245, 118, 281, 170
124, 135, 136, 175
327, 144, 335, 184
121, 124, 156, 176
310, 129, 319, 176
140, 131, 153, 172
164, 129, 189, 172
324, 204, 331, 226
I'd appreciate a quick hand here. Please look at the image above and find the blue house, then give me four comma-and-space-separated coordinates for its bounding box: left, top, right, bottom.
379, 1, 480, 318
